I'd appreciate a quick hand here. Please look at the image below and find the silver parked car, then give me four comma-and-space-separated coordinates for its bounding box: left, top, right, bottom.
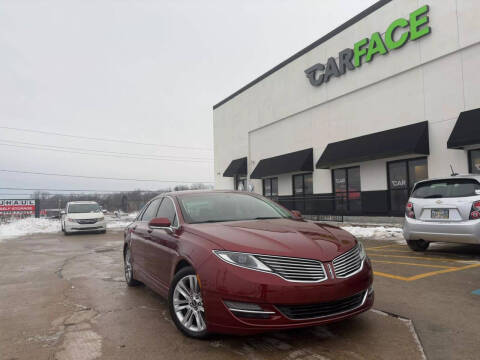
403, 175, 480, 251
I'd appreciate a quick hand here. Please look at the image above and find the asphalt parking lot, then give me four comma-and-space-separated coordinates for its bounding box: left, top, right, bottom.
0, 230, 479, 360
364, 239, 480, 360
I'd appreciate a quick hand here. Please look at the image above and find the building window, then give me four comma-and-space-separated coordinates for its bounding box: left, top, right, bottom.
388, 157, 428, 213
469, 149, 480, 174
332, 167, 361, 213
263, 178, 278, 197
235, 176, 246, 191
292, 174, 313, 195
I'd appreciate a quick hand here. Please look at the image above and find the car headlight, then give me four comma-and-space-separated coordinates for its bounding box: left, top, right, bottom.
213, 251, 271, 272
357, 241, 367, 260
67, 218, 77, 223
96, 217, 104, 222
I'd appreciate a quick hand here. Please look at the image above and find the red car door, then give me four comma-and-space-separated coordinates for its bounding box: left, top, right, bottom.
148, 197, 180, 288
131, 198, 162, 280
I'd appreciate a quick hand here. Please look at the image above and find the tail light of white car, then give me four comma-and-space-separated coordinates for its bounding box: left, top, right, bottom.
469, 201, 480, 220
405, 202, 415, 219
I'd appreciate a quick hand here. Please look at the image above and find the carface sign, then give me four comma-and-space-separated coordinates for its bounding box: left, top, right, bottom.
305, 5, 431, 86
0, 199, 36, 214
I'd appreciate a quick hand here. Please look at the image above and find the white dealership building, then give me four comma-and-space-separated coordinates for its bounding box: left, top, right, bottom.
213, 0, 480, 218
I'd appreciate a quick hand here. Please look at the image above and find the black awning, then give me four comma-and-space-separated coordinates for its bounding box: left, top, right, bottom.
316, 121, 429, 169
250, 148, 313, 179
223, 157, 247, 177
447, 108, 480, 149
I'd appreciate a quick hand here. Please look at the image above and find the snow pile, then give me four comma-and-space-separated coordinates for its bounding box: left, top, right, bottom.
0, 215, 135, 240
0, 218, 61, 240
127, 212, 139, 220
341, 225, 404, 241
104, 213, 135, 230
106, 219, 133, 230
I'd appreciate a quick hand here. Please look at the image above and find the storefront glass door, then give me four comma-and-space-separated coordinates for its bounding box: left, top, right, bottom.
388, 158, 427, 213
292, 174, 312, 214
332, 167, 361, 214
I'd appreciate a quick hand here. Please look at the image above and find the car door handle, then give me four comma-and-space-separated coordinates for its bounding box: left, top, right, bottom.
147, 229, 153, 234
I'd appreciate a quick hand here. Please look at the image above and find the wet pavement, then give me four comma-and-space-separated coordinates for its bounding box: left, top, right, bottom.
364, 240, 480, 360
0, 230, 478, 359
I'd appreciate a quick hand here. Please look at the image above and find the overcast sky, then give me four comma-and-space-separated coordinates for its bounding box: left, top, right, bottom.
0, 0, 377, 197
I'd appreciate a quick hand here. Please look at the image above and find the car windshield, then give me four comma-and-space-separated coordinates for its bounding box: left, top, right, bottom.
411, 179, 480, 199
178, 192, 292, 224
68, 204, 101, 213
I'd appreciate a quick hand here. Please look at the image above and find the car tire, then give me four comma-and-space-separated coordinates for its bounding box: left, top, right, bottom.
124, 247, 141, 287
168, 267, 209, 339
407, 239, 429, 251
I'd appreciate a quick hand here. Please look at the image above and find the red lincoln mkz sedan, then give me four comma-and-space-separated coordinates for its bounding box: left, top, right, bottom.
123, 190, 373, 338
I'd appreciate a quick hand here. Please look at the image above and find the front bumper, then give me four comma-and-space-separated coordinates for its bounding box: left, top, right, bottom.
199, 256, 374, 335
403, 217, 480, 244
65, 220, 106, 233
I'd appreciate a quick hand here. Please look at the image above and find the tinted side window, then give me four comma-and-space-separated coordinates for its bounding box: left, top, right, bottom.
141, 199, 162, 222
136, 203, 149, 220
156, 198, 178, 227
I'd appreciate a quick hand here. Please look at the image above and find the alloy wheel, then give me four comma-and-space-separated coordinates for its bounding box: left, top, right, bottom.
173, 275, 206, 333
125, 248, 133, 283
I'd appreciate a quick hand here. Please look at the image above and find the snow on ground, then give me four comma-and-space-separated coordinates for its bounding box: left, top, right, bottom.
0, 213, 405, 243
105, 216, 134, 230
0, 217, 61, 240
0, 213, 138, 241
341, 225, 405, 241
105, 212, 137, 230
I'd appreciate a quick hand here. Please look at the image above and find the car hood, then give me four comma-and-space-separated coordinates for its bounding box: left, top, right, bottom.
66, 212, 103, 220
185, 219, 356, 262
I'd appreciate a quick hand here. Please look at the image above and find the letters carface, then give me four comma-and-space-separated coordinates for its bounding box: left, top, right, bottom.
305, 5, 431, 87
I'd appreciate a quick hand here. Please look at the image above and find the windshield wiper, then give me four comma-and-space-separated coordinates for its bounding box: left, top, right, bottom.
252, 217, 282, 220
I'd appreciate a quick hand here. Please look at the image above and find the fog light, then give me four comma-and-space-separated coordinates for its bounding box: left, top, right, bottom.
224, 300, 275, 319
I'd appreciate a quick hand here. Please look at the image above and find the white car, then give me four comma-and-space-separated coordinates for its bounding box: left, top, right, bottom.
403, 175, 480, 251
61, 201, 106, 235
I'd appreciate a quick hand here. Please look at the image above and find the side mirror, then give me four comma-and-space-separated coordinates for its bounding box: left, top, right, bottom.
291, 210, 303, 219
149, 217, 171, 229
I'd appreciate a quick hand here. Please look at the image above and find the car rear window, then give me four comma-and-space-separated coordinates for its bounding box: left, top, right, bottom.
411, 179, 480, 199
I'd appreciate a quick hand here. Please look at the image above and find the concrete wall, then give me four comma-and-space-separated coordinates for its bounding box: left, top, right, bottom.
213, 0, 480, 196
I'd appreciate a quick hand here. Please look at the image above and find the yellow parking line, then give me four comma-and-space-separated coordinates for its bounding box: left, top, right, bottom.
374, 263, 480, 281
406, 263, 480, 281
371, 260, 456, 269
367, 249, 413, 252
368, 253, 472, 264
373, 271, 410, 281
365, 244, 398, 250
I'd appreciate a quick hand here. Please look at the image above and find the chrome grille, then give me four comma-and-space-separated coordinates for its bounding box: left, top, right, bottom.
332, 245, 363, 278
255, 254, 327, 282
77, 219, 97, 224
